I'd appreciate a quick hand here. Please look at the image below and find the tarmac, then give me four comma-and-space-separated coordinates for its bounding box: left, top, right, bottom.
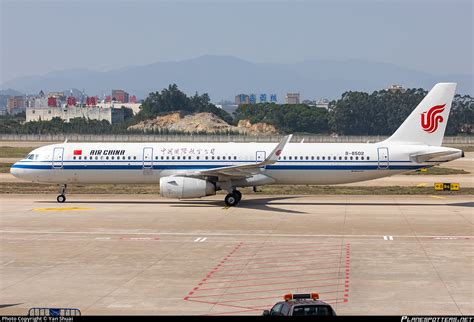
0, 193, 472, 315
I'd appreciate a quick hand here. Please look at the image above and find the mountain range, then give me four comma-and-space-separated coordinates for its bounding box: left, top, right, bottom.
1, 55, 472, 101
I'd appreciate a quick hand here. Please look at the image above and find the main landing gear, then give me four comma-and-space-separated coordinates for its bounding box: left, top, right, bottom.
57, 184, 67, 203
224, 190, 242, 207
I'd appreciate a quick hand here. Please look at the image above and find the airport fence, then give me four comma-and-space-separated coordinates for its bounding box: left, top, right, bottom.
0, 133, 473, 144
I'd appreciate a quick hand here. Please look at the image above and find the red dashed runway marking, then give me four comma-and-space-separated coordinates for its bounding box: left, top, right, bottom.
184, 242, 351, 315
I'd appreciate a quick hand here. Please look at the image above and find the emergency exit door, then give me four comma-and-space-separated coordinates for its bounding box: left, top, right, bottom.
143, 147, 153, 169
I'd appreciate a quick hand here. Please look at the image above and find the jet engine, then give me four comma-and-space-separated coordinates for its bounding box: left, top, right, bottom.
160, 176, 216, 199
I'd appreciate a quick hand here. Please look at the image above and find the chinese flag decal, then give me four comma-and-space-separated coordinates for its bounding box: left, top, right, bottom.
73, 150, 82, 156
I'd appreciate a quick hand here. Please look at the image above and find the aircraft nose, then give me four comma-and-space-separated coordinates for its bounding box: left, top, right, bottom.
10, 162, 21, 178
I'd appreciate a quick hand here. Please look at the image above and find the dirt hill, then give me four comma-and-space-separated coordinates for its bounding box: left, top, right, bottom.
128, 112, 278, 135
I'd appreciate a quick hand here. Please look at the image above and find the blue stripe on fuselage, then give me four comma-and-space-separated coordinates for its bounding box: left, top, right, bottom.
11, 163, 423, 171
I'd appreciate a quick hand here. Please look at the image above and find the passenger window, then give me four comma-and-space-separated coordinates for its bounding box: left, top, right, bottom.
188, 156, 191, 160
355, 156, 359, 160
128, 156, 131, 160
367, 156, 370, 160
339, 156, 342, 160
361, 156, 364, 160
205, 156, 208, 160
78, 156, 82, 160
350, 156, 353, 160
300, 156, 303, 160
222, 156, 226, 160
95, 156, 98, 160
166, 156, 169, 160
283, 156, 286, 160
106, 156, 109, 160
322, 156, 325, 160
172, 156, 175, 160
311, 156, 314, 160
333, 156, 336, 160
217, 156, 220, 160
212, 156, 215, 160
289, 156, 292, 160
317, 156, 320, 160
73, 156, 76, 160
133, 156, 136, 160
177, 156, 180, 160
345, 156, 348, 160
305, 156, 309, 160
197, 156, 200, 160
161, 156, 164, 160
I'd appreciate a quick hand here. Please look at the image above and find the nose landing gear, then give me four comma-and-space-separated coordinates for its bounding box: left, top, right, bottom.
57, 184, 67, 203
224, 190, 242, 207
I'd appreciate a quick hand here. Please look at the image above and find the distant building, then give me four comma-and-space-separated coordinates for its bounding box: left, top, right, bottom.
7, 96, 25, 114
388, 84, 406, 93
26, 106, 124, 124
235, 94, 250, 105
315, 98, 330, 109
216, 102, 239, 117
302, 99, 315, 106
285, 93, 300, 104
112, 89, 129, 103
97, 102, 142, 115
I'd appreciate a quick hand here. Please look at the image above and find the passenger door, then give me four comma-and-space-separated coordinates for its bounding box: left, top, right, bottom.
52, 147, 64, 169
143, 147, 153, 169
377, 147, 389, 169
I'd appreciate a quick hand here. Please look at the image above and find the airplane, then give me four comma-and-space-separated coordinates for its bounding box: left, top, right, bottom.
10, 83, 463, 206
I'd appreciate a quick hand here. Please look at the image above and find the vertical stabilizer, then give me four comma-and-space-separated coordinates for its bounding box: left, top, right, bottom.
385, 83, 456, 146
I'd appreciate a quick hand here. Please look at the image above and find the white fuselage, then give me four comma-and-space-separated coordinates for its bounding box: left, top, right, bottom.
10, 141, 462, 186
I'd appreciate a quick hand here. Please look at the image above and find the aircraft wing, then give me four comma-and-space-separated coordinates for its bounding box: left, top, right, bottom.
179, 134, 292, 179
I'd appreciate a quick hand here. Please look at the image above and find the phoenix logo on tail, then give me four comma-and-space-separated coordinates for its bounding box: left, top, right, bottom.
421, 104, 446, 133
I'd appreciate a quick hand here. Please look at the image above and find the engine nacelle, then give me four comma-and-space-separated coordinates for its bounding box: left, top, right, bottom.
160, 176, 216, 199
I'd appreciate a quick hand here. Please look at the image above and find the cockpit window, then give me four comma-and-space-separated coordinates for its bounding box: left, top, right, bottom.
26, 154, 36, 160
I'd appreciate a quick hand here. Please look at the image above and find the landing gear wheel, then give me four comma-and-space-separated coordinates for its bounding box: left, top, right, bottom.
57, 194, 66, 203
225, 193, 239, 207
233, 190, 242, 203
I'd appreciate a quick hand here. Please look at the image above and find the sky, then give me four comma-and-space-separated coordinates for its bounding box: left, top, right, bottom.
0, 0, 472, 83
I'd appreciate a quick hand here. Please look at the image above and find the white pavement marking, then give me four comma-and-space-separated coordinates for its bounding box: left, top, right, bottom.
383, 236, 394, 240
194, 237, 207, 242
0, 230, 470, 240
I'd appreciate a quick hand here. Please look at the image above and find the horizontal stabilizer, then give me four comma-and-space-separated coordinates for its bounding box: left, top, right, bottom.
410, 150, 463, 163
